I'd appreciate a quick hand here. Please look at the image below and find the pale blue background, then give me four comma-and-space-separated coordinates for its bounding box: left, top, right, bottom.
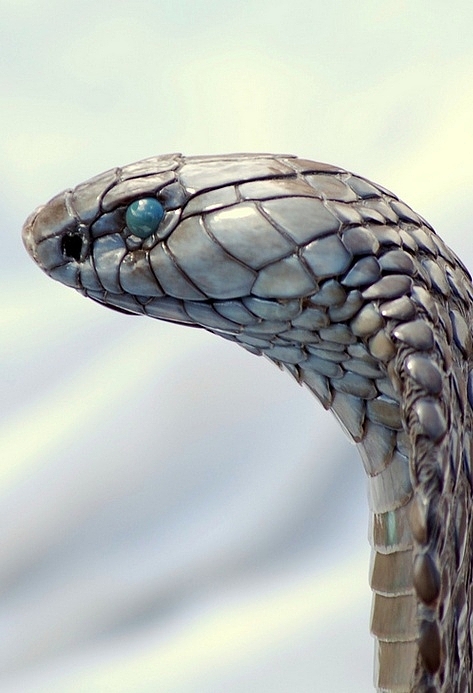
2, 1, 473, 691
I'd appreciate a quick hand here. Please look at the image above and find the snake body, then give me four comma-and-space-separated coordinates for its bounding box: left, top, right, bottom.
22, 153, 473, 692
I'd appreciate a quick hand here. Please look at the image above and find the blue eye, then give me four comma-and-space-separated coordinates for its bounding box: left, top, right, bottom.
125, 198, 165, 238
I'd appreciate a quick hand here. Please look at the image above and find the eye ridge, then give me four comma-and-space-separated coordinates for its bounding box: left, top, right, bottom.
61, 232, 84, 262
125, 197, 165, 239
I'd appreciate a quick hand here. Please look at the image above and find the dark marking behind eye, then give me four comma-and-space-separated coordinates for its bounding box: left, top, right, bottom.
61, 233, 83, 261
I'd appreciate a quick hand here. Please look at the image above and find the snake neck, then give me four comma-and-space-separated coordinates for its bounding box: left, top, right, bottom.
215, 219, 473, 692
287, 265, 473, 691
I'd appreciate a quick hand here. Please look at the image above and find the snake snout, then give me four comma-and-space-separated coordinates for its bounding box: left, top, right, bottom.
20, 192, 87, 287
21, 205, 45, 261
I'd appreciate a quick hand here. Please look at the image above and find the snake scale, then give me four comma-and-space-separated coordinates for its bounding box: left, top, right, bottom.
22, 153, 473, 692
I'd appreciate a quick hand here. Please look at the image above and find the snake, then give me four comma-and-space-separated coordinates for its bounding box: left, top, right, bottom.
22, 153, 473, 692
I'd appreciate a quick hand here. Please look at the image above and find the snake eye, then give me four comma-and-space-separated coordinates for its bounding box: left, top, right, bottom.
61, 232, 84, 261
126, 198, 165, 238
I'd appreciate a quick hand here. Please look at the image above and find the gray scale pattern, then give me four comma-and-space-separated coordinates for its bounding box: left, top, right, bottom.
22, 153, 473, 693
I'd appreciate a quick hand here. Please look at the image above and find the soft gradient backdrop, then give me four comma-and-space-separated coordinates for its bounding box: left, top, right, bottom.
2, 1, 473, 691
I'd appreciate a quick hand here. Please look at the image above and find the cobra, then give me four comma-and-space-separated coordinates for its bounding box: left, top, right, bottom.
22, 153, 473, 692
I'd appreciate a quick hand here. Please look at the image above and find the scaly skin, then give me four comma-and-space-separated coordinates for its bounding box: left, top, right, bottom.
22, 153, 473, 692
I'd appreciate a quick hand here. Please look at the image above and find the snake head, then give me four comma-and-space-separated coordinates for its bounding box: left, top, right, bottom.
23, 152, 442, 371
22, 153, 359, 337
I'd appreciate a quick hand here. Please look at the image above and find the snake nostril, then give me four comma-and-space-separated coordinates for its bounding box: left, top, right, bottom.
61, 232, 84, 261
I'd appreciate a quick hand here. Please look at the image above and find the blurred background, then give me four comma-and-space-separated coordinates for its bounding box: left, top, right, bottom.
2, 1, 473, 691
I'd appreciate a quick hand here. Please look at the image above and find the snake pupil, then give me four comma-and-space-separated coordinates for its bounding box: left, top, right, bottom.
61, 232, 83, 261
